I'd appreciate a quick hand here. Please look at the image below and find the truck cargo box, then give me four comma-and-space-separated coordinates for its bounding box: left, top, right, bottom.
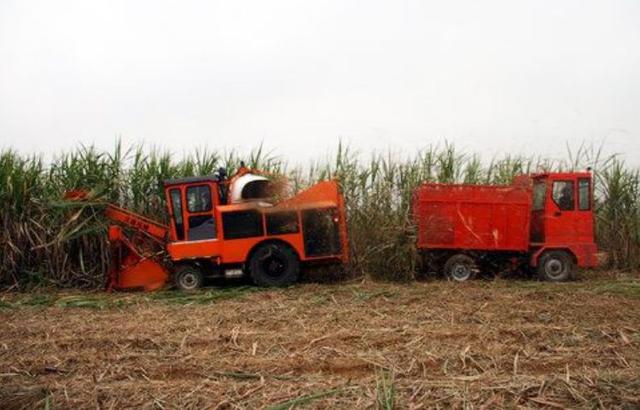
414, 183, 532, 252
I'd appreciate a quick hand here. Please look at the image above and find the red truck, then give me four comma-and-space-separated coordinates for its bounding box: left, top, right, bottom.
413, 172, 598, 281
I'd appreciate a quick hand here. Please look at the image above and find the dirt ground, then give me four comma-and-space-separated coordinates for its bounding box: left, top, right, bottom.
1, 275, 639, 409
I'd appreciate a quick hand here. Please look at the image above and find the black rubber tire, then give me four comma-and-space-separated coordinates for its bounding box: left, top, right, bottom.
537, 250, 575, 282
443, 254, 477, 282
249, 243, 299, 287
174, 265, 204, 291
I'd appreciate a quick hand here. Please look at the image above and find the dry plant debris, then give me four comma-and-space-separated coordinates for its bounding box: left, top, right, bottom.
1, 277, 639, 409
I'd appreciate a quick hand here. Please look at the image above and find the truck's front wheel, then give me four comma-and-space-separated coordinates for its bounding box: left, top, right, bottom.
249, 243, 299, 287
537, 250, 575, 282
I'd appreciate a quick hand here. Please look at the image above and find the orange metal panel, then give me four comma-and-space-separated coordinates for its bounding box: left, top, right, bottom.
166, 178, 348, 265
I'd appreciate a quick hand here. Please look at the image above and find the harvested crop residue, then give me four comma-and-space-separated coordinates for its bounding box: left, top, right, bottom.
1, 278, 639, 408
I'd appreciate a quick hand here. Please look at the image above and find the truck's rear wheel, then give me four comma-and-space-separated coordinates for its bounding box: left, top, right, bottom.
174, 265, 204, 291
249, 243, 299, 287
443, 254, 477, 282
537, 250, 575, 282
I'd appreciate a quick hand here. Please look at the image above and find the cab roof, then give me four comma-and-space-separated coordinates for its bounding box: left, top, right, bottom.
163, 176, 219, 187
530, 171, 592, 179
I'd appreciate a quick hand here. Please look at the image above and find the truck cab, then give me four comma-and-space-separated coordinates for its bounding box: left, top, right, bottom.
527, 172, 598, 278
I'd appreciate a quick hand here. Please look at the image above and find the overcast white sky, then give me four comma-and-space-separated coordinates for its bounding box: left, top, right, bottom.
1, 0, 639, 166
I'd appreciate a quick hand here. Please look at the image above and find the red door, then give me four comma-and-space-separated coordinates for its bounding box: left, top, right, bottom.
545, 177, 578, 245
543, 175, 594, 246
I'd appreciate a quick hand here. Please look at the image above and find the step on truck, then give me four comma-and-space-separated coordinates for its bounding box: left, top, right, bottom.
413, 172, 598, 281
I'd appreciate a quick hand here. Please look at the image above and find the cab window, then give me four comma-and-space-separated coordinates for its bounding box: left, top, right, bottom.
187, 185, 212, 213
578, 178, 590, 210
532, 181, 546, 211
552, 181, 574, 211
170, 189, 185, 241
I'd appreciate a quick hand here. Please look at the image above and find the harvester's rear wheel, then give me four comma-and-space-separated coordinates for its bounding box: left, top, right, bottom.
443, 254, 477, 282
538, 250, 575, 282
174, 265, 204, 291
249, 243, 299, 287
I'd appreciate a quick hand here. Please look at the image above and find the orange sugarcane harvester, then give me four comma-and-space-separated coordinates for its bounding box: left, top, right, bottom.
66, 165, 349, 291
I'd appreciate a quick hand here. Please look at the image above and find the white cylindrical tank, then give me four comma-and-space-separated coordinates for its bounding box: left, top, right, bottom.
229, 173, 273, 204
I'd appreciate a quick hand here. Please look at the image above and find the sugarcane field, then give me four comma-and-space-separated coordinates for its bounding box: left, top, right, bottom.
1, 142, 639, 409
2, 2, 640, 408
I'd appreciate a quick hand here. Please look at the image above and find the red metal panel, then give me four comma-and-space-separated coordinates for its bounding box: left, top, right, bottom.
414, 183, 532, 252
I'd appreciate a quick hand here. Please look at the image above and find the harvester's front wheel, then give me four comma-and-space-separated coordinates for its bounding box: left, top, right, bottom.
537, 250, 575, 282
174, 264, 204, 291
249, 243, 299, 287
443, 254, 477, 282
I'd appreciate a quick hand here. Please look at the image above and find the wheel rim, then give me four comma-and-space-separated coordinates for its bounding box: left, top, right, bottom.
545, 258, 565, 279
451, 263, 471, 281
179, 272, 198, 289
262, 253, 288, 278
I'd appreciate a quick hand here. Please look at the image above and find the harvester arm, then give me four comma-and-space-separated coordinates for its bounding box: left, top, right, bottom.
104, 204, 168, 242
63, 189, 168, 241
103, 206, 169, 292
63, 190, 170, 291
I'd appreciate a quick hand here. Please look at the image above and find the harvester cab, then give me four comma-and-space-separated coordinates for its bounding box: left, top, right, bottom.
68, 165, 349, 292
162, 164, 279, 244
